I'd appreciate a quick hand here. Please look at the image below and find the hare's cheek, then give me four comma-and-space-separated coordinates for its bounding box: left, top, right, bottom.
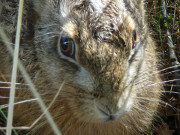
75, 67, 95, 92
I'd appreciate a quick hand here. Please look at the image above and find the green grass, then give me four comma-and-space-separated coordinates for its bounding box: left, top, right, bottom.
0, 106, 18, 135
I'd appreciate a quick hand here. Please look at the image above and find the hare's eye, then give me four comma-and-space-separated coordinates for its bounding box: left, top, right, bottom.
59, 35, 75, 59
132, 30, 137, 49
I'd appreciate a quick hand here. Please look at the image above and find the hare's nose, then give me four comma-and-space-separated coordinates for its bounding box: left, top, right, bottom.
96, 103, 118, 121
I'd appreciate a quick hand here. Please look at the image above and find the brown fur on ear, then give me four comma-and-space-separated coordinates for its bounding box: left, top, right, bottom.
32, 0, 55, 21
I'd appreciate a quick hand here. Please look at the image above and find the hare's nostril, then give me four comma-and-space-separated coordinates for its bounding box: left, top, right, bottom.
96, 103, 110, 115
109, 115, 116, 121
96, 105, 117, 121
93, 93, 99, 98
96, 104, 112, 115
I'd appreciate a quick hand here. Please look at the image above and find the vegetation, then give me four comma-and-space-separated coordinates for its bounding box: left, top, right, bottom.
146, 0, 180, 134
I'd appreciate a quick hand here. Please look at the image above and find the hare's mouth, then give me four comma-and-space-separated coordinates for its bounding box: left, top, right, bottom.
95, 104, 119, 122
68, 88, 135, 123
94, 97, 134, 123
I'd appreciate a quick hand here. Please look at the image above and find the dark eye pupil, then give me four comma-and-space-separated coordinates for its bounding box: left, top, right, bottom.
132, 30, 137, 49
132, 30, 137, 41
59, 34, 76, 59
61, 35, 69, 50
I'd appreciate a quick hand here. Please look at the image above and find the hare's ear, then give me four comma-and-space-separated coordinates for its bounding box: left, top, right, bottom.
33, 0, 54, 19
33, 0, 83, 18
32, 0, 65, 21
116, 0, 144, 8
33, 0, 49, 13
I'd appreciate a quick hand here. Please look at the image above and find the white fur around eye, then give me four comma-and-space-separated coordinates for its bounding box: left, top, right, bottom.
59, 2, 70, 17
116, 0, 126, 12
90, 0, 103, 13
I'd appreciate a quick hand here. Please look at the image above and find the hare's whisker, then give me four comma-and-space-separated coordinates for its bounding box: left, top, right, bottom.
34, 32, 59, 38
135, 97, 180, 111
0, 99, 38, 109
35, 35, 59, 43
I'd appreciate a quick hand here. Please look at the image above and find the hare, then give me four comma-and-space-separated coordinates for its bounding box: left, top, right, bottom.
0, 0, 162, 135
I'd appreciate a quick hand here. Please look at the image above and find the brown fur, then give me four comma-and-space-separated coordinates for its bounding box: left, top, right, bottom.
0, 0, 162, 135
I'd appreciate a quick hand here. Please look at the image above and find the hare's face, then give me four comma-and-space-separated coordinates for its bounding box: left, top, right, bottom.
35, 0, 146, 123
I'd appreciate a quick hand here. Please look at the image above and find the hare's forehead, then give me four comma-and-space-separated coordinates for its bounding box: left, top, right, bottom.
61, 0, 136, 40
88, 1, 136, 38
